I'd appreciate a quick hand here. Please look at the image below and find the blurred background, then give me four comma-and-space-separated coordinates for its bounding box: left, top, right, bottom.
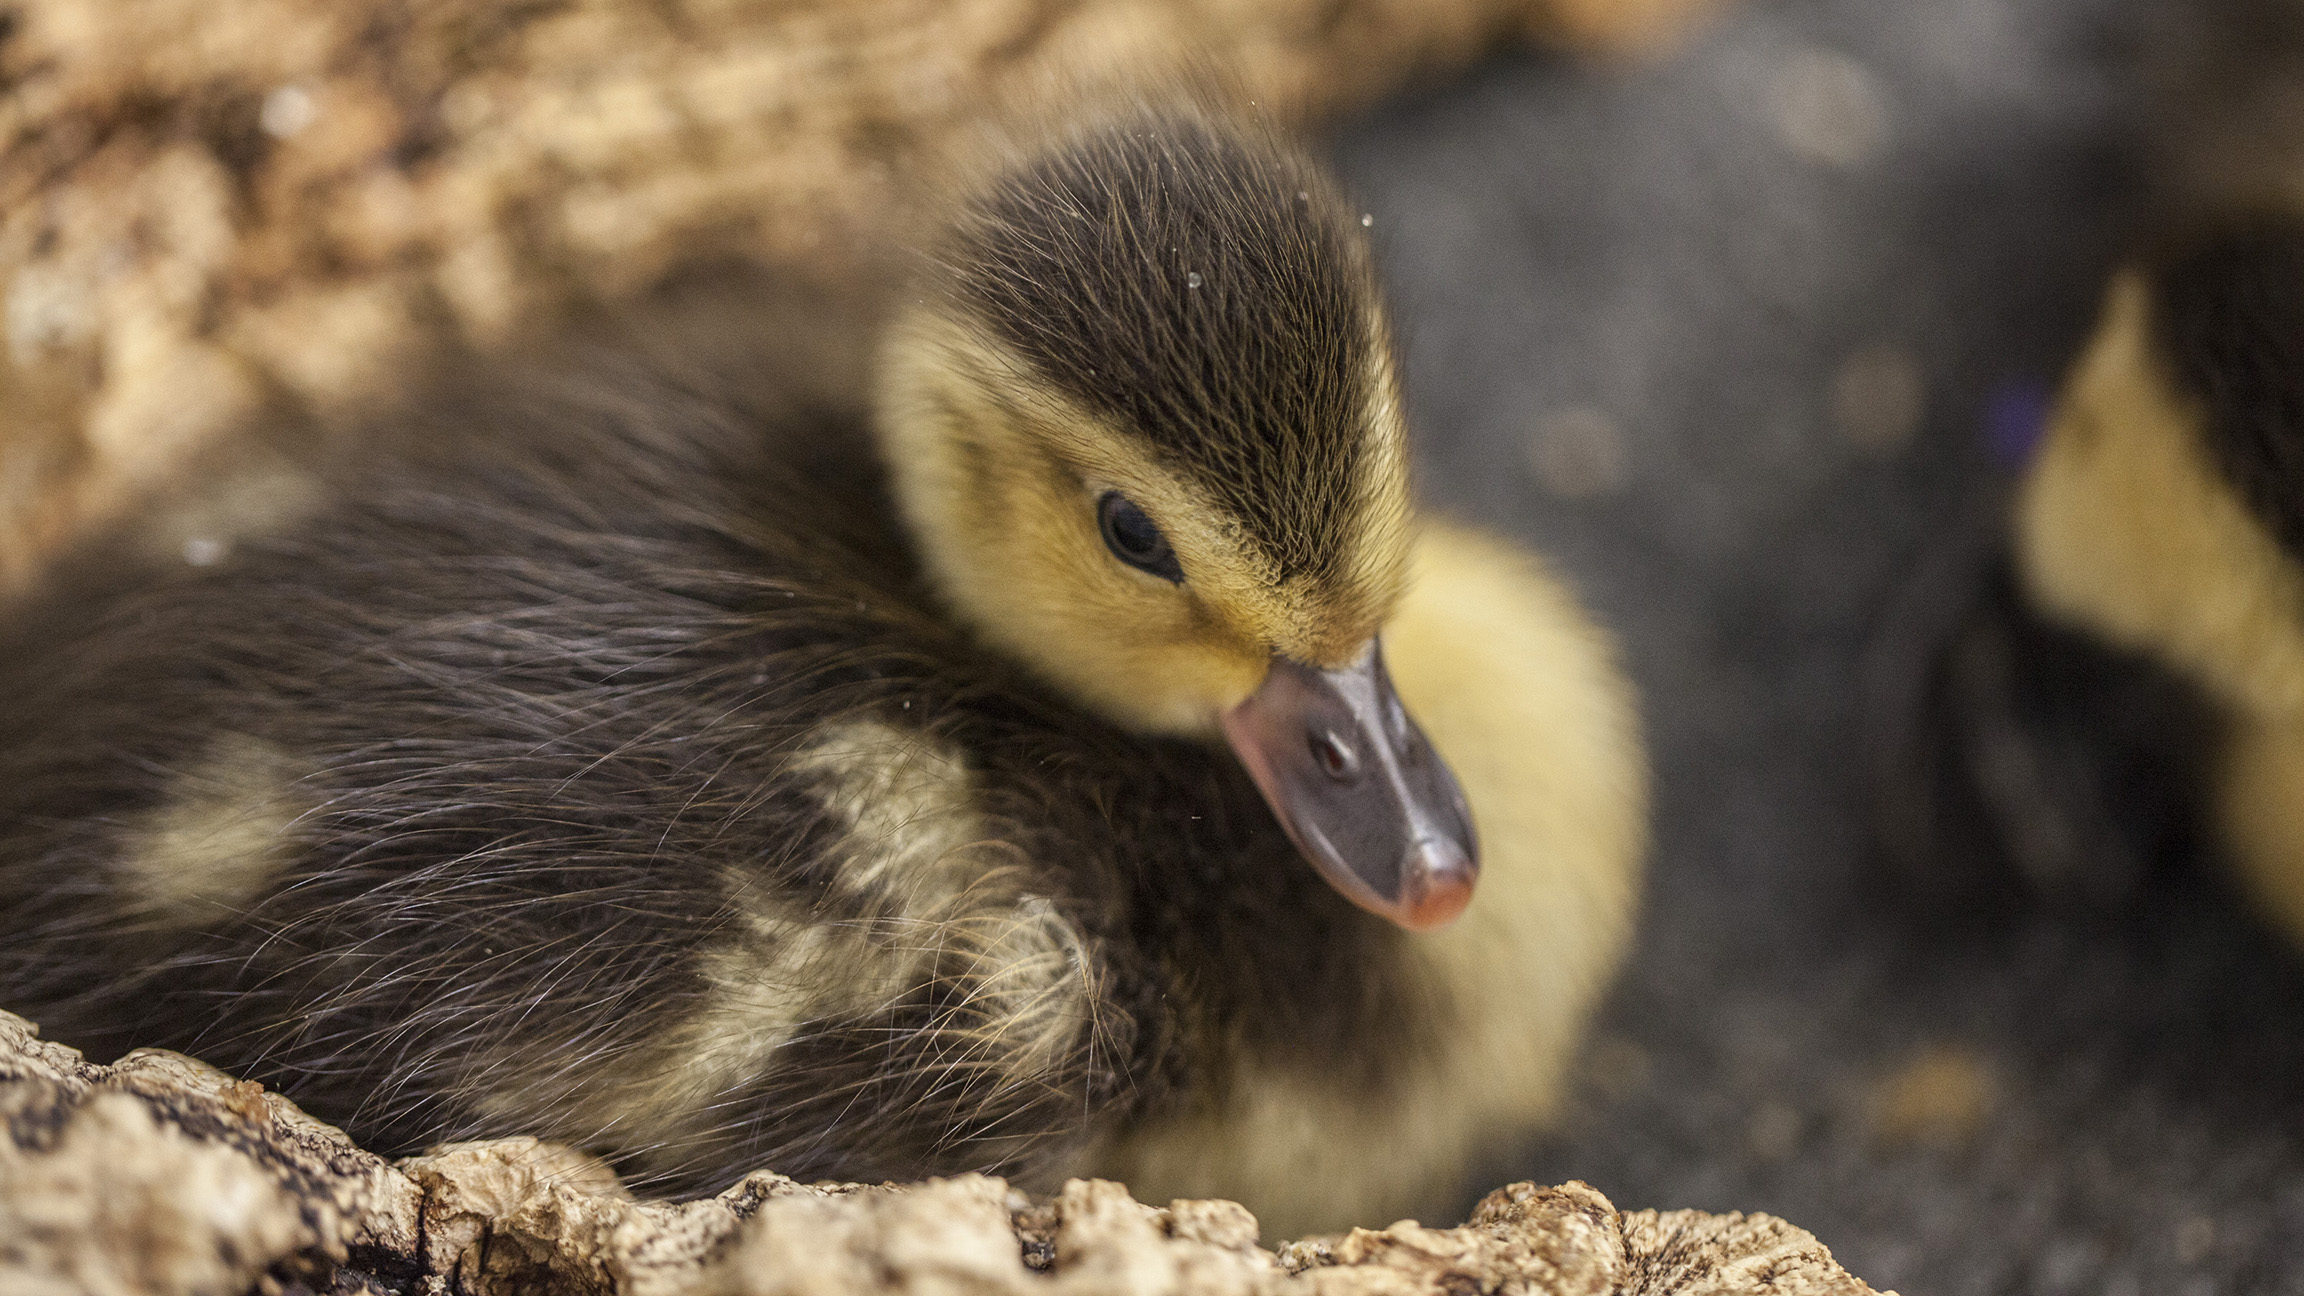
1333, 1, 2304, 1292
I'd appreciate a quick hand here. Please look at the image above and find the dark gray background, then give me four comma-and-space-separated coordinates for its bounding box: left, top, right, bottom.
1331, 1, 2304, 1292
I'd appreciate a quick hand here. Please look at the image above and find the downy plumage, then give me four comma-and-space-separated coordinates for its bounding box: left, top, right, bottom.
0, 103, 1644, 1235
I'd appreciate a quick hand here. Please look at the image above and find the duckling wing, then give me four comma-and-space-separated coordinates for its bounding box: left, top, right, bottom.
0, 346, 1161, 1192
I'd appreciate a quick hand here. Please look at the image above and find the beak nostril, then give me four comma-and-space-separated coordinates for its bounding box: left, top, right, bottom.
1308, 730, 1356, 781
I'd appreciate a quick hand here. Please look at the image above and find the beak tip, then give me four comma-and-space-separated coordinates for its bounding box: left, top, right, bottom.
1393, 839, 1477, 931
1223, 642, 1480, 934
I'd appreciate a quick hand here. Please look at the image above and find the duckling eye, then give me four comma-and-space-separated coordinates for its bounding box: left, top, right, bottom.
1097, 492, 1184, 584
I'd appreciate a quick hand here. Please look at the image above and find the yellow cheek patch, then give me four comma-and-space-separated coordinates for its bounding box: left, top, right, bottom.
2017, 271, 2304, 721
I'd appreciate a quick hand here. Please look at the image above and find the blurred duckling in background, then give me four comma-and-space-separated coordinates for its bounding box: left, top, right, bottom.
2018, 231, 2304, 944
0, 103, 1644, 1236
1917, 0, 2304, 944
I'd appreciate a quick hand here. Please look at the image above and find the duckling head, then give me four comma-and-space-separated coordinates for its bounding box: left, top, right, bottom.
876, 110, 1477, 929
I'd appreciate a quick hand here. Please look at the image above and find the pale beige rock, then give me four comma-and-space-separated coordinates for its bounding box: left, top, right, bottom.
0, 1092, 307, 1296
0, 1011, 419, 1296
0, 1009, 1886, 1296
0, 0, 1724, 593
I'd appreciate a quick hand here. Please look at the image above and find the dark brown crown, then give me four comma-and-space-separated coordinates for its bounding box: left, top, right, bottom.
942, 112, 1387, 584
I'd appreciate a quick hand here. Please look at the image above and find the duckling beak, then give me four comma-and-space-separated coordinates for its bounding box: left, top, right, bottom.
1220, 640, 1479, 930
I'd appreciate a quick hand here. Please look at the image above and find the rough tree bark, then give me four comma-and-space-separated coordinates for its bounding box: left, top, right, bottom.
0, 0, 1717, 590
0, 1011, 1885, 1296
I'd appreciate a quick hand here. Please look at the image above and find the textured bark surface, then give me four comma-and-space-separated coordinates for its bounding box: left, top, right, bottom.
0, 1011, 1884, 1296
0, 0, 1717, 592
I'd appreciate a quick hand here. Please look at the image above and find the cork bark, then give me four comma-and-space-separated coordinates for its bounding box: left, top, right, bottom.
0, 1011, 1883, 1296
0, 0, 1717, 592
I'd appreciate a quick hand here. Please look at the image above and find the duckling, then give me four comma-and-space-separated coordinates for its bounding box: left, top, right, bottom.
2017, 231, 2304, 942
1996, 0, 2304, 945
0, 105, 1644, 1236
